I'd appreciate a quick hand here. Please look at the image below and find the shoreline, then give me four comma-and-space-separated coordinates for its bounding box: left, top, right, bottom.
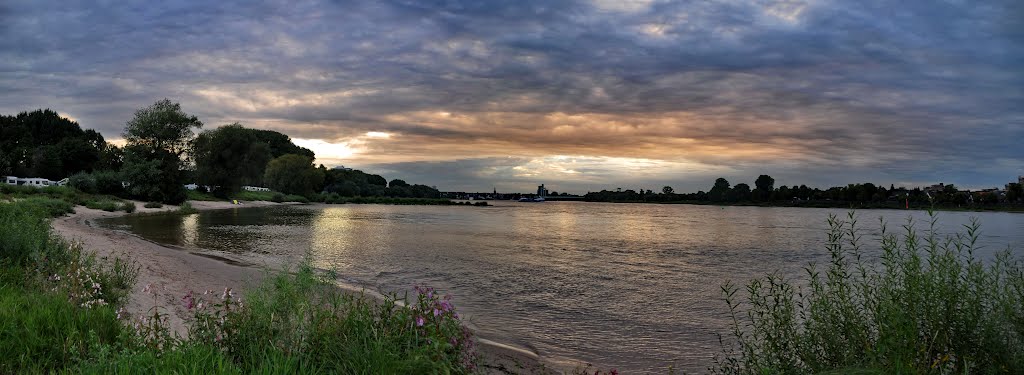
50, 200, 558, 374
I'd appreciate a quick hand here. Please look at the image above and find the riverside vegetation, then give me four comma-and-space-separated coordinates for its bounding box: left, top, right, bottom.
0, 199, 480, 373
712, 211, 1024, 374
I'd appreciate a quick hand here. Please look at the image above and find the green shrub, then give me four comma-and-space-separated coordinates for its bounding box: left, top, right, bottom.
86, 200, 118, 212
270, 193, 284, 203
92, 170, 124, 196
119, 201, 136, 213
18, 197, 75, 217
69, 172, 98, 194
713, 211, 1024, 374
177, 202, 197, 215
143, 202, 163, 209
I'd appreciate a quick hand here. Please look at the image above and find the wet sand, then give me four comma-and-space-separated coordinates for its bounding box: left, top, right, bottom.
50, 200, 557, 374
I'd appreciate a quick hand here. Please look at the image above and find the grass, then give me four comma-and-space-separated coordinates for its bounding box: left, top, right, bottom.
186, 190, 220, 201
713, 211, 1024, 374
0, 198, 480, 373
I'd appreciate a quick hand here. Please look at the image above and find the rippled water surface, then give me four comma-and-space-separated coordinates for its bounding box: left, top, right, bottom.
101, 202, 1024, 372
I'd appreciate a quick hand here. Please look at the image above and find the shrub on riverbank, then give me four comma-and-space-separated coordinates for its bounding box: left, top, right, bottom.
713, 211, 1024, 374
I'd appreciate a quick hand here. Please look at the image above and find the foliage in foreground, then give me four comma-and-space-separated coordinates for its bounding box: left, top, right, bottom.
713, 211, 1024, 374
0, 199, 479, 373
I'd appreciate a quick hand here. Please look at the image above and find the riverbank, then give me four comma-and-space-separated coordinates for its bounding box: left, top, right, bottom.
582, 199, 1024, 213
51, 200, 553, 374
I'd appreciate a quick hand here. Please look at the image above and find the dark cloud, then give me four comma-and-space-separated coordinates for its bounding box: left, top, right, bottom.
1, 0, 1021, 191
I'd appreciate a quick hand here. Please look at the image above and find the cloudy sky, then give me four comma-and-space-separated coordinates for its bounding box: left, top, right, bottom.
2, 0, 1021, 193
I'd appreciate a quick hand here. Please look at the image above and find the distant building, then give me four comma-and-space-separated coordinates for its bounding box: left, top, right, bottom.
332, 165, 353, 171
184, 183, 199, 190
537, 184, 548, 197
242, 186, 271, 192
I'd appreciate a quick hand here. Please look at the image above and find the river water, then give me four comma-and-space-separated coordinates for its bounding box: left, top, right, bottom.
100, 202, 1024, 373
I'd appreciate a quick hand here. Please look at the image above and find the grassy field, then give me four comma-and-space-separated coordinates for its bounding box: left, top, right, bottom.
0, 199, 480, 373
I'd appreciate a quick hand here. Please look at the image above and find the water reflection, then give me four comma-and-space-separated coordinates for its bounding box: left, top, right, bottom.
99, 203, 1024, 373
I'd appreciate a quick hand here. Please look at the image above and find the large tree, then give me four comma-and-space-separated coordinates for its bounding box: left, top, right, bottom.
754, 174, 775, 201
264, 154, 324, 196
0, 109, 106, 179
121, 99, 202, 203
709, 178, 731, 202
192, 123, 273, 194
123, 99, 202, 157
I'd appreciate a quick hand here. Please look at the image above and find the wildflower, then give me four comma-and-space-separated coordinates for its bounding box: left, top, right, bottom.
416, 316, 425, 326
182, 291, 195, 310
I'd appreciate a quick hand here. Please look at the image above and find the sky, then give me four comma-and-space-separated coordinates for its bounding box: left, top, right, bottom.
1, 0, 1022, 193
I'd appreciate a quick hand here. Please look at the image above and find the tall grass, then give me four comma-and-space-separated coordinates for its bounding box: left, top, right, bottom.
183, 265, 478, 373
713, 211, 1024, 374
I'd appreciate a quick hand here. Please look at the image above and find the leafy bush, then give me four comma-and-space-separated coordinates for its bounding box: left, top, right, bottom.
18, 197, 74, 217
120, 201, 136, 213
86, 200, 119, 212
143, 202, 163, 209
177, 202, 197, 215
713, 212, 1024, 374
92, 170, 124, 196
270, 193, 284, 203
69, 172, 98, 194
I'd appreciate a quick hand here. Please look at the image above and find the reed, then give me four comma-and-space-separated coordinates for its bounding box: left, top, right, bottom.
713, 211, 1024, 374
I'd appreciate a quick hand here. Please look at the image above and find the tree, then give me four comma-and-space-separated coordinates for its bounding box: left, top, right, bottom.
192, 123, 273, 194
731, 183, 752, 202
662, 186, 674, 195
709, 178, 731, 202
264, 154, 324, 196
0, 109, 106, 178
121, 99, 202, 204
389, 179, 409, 188
123, 99, 202, 157
122, 148, 187, 203
754, 174, 775, 201
1007, 183, 1022, 203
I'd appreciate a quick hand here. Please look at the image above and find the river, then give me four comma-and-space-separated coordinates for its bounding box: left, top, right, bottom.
100, 202, 1024, 373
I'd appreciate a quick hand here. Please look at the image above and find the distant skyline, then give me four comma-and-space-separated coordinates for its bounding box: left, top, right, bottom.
1, 0, 1022, 193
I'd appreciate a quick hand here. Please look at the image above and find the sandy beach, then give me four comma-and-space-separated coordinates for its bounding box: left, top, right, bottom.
50, 200, 557, 374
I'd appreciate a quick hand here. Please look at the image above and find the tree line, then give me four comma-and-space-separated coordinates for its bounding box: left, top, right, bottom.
585, 174, 1024, 208
1, 100, 438, 203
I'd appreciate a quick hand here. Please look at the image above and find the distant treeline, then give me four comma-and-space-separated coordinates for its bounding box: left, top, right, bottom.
585, 175, 1024, 209
0, 101, 438, 204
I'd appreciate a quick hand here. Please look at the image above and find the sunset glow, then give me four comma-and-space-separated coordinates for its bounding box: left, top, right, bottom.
1, 0, 1020, 192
